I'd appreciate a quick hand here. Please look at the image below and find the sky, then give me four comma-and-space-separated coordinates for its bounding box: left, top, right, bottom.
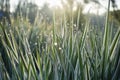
10, 0, 120, 15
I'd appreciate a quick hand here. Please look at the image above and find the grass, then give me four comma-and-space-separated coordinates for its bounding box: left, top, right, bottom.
0, 1, 120, 80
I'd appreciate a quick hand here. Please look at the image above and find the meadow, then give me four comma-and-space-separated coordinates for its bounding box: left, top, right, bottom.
0, 0, 120, 80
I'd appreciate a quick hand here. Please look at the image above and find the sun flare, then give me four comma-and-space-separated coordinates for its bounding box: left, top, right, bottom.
47, 0, 62, 8
35, 0, 62, 8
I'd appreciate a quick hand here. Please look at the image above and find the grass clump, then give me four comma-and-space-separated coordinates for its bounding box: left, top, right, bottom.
0, 1, 120, 80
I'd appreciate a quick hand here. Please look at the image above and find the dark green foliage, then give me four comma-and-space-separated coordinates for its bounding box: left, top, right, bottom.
14, 2, 39, 24
110, 10, 120, 24
0, 24, 12, 78
0, 0, 11, 25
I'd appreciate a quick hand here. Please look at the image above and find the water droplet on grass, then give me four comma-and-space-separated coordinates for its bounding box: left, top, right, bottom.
59, 47, 62, 50
34, 42, 37, 46
54, 42, 57, 46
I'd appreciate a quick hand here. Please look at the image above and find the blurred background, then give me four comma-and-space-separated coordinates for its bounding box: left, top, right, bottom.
0, 0, 120, 29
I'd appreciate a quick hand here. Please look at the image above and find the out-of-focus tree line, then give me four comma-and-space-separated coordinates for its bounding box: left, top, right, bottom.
0, 0, 11, 25
0, 0, 120, 28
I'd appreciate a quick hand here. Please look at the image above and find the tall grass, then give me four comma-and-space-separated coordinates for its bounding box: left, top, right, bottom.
0, 1, 120, 80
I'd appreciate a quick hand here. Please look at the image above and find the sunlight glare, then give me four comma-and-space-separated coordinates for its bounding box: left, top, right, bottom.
35, 0, 62, 8
47, 0, 62, 8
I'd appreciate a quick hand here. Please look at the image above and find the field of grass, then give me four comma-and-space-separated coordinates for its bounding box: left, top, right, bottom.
0, 1, 120, 80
